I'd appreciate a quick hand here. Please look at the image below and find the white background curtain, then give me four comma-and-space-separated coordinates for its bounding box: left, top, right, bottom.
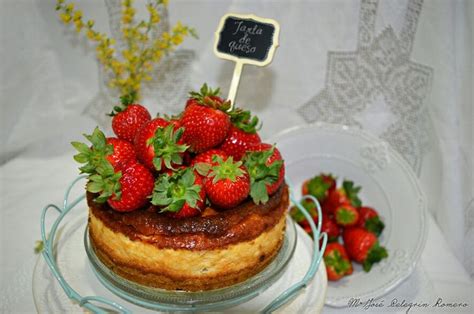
0, 0, 472, 310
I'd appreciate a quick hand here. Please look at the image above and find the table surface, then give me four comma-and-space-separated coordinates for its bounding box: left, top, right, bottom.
0, 153, 472, 313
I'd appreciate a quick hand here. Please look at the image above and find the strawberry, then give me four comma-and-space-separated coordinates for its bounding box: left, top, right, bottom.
301, 173, 336, 202
203, 156, 250, 209
181, 84, 231, 153
321, 213, 340, 242
323, 180, 362, 214
106, 162, 154, 211
357, 206, 385, 236
219, 108, 262, 160
219, 125, 261, 160
111, 94, 152, 142
323, 243, 353, 281
186, 83, 224, 108
190, 149, 228, 168
151, 167, 205, 218
243, 143, 285, 204
134, 118, 188, 171
72, 127, 135, 174
334, 203, 360, 227
290, 199, 318, 237
343, 227, 388, 272
105, 137, 136, 169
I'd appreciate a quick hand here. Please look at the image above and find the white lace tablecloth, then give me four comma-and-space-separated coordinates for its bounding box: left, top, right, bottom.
0, 0, 472, 312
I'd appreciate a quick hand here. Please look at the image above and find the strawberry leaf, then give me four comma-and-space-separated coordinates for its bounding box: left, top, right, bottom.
151, 168, 202, 213
228, 107, 261, 134
243, 146, 282, 205
365, 216, 385, 237
342, 180, 362, 207
363, 242, 388, 272
306, 176, 331, 201
149, 125, 189, 171
208, 156, 245, 184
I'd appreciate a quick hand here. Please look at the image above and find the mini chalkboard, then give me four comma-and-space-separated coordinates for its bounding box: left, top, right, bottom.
214, 13, 280, 106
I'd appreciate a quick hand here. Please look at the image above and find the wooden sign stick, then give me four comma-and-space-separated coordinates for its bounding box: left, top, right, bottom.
227, 61, 244, 106
214, 13, 280, 111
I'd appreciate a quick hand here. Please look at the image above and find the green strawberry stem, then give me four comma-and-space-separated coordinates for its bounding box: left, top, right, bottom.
71, 127, 122, 203
227, 107, 261, 133
290, 199, 317, 222
107, 92, 138, 116
365, 216, 385, 237
209, 156, 245, 183
324, 250, 351, 275
362, 242, 388, 272
306, 175, 331, 201
147, 124, 189, 171
342, 180, 362, 207
243, 146, 283, 205
151, 168, 201, 213
336, 206, 357, 224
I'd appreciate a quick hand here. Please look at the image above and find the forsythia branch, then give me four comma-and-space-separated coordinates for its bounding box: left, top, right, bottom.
55, 0, 196, 100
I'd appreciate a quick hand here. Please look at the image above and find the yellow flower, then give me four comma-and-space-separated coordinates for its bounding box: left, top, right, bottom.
56, 0, 195, 101
60, 13, 71, 23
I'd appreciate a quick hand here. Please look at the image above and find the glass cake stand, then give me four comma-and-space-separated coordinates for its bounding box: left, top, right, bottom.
37, 176, 327, 313
84, 218, 296, 312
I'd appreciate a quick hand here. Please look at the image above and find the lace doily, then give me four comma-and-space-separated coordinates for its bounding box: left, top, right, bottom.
298, 0, 433, 174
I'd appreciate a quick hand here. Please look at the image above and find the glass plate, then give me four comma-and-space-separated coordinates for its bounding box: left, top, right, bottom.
84, 217, 298, 312
269, 123, 427, 307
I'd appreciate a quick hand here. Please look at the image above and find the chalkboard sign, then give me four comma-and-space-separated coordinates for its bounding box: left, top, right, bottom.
214, 14, 280, 66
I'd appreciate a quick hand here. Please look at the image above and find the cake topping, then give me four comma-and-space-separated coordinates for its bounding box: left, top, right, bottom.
243, 143, 285, 204
151, 167, 205, 218
202, 156, 250, 209
134, 118, 188, 171
110, 95, 152, 142
73, 84, 285, 216
181, 84, 231, 153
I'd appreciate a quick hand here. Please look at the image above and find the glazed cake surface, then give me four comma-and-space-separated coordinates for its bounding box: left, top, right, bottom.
88, 184, 289, 291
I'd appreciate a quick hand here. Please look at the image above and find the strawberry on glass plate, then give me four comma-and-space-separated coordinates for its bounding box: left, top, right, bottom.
269, 123, 427, 308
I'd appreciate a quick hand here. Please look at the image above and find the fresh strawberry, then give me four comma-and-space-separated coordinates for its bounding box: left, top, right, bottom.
321, 213, 340, 242
105, 137, 136, 169
111, 95, 152, 142
322, 180, 362, 214
203, 156, 250, 209
72, 127, 135, 174
334, 203, 360, 227
134, 118, 188, 171
357, 206, 385, 236
151, 167, 205, 218
190, 149, 228, 168
323, 242, 353, 281
343, 227, 388, 272
290, 199, 318, 236
219, 125, 261, 160
301, 173, 336, 202
243, 143, 285, 204
86, 160, 154, 212
219, 107, 262, 160
186, 83, 224, 108
181, 84, 231, 153
106, 162, 154, 211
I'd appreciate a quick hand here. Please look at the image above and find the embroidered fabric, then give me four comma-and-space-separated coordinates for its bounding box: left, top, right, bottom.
298, 0, 433, 174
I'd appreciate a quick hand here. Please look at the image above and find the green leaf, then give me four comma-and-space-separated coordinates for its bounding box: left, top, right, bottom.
250, 181, 268, 205
194, 163, 211, 176
151, 168, 203, 213
71, 141, 91, 154
342, 180, 362, 207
